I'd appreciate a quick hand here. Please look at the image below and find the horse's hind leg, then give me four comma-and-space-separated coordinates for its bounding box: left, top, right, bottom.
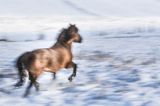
23, 72, 34, 97
23, 71, 40, 97
15, 67, 27, 87
67, 62, 77, 82
23, 79, 33, 97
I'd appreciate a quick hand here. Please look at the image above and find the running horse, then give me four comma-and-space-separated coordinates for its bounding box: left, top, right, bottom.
14, 24, 82, 97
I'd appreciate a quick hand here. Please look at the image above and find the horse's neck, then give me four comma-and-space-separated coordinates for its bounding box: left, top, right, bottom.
51, 42, 72, 51
67, 42, 72, 51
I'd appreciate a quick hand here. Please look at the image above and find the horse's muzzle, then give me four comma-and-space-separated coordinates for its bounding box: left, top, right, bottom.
78, 35, 83, 43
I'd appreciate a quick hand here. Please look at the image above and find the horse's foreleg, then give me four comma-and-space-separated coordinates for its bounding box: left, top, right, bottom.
67, 62, 77, 82
53, 72, 56, 80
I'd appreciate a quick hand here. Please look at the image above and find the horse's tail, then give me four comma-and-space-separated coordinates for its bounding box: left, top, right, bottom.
14, 52, 29, 87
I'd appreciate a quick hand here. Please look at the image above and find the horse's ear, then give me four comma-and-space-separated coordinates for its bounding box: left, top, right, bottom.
69, 23, 72, 26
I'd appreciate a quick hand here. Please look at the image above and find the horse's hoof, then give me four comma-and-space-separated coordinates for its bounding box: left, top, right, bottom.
36, 87, 39, 91
23, 93, 29, 98
53, 73, 56, 80
53, 76, 56, 80
14, 82, 23, 87
68, 77, 73, 82
35, 82, 40, 91
73, 74, 76, 77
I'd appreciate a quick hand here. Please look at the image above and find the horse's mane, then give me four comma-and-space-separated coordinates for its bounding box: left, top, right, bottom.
57, 28, 70, 42
56, 25, 79, 43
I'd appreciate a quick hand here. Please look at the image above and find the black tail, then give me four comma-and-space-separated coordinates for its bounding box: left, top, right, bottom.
14, 52, 29, 87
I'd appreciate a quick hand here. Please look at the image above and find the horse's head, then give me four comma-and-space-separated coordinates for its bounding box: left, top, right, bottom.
67, 24, 82, 43
57, 24, 82, 44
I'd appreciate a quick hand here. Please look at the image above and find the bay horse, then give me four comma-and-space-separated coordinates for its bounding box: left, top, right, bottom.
14, 24, 82, 97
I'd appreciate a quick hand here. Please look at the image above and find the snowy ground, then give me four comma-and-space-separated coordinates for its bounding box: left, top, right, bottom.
1, 17, 160, 41
1, 18, 160, 105
1, 0, 160, 105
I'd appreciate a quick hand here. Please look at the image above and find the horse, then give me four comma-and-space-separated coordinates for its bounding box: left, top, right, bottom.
14, 24, 82, 97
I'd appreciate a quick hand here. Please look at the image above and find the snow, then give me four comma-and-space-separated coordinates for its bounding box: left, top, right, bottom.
1, 34, 160, 106
1, 0, 160, 17
1, 0, 160, 106
1, 17, 160, 42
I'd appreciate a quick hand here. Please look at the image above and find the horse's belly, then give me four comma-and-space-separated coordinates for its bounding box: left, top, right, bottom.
44, 67, 58, 73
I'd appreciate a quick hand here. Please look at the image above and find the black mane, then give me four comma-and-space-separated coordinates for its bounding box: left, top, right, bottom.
57, 28, 70, 43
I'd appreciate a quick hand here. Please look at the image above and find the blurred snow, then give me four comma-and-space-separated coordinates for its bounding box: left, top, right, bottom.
0, 0, 160, 41
1, 0, 160, 106
1, 34, 160, 106
0, 0, 160, 17
1, 17, 160, 41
